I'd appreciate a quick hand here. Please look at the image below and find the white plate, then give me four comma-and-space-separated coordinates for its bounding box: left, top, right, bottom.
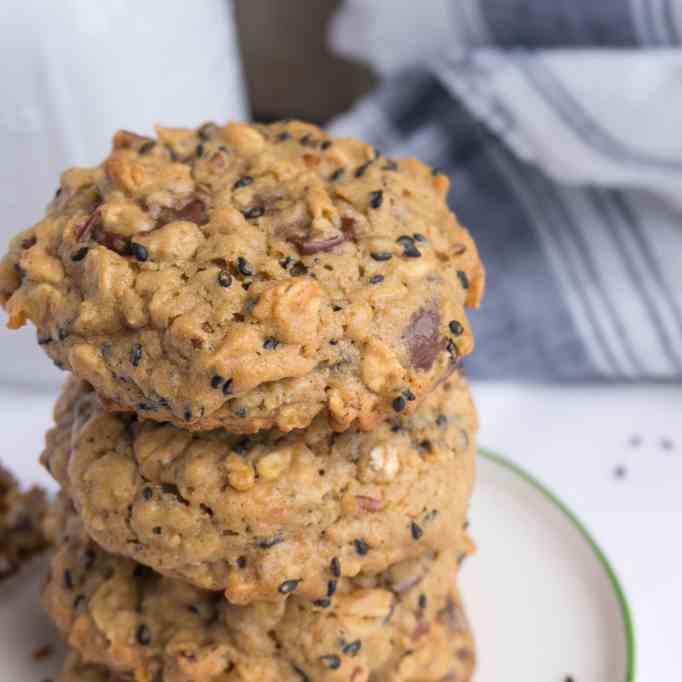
0, 449, 635, 681
462, 450, 635, 681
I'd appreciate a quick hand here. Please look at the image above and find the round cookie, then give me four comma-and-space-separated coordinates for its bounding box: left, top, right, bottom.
45, 501, 476, 682
1, 120, 484, 434
43, 373, 476, 603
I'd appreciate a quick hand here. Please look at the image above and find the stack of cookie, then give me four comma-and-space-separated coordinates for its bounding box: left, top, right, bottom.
0, 119, 484, 682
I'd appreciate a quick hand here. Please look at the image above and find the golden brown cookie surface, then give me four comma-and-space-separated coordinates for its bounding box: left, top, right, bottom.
43, 374, 476, 603
45, 500, 476, 682
1, 120, 484, 433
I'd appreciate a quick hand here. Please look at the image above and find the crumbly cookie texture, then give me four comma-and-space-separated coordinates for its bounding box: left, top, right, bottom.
0, 463, 48, 579
45, 500, 476, 682
1, 120, 484, 434
43, 373, 476, 603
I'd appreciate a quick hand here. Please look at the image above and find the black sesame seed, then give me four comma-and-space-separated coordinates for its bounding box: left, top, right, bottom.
133, 564, 153, 579
152, 526, 162, 535
320, 655, 341, 670
292, 664, 311, 682
142, 487, 153, 501
138, 140, 156, 155
222, 378, 234, 396
233, 176, 254, 190
354, 538, 369, 555
403, 244, 422, 258
313, 598, 331, 608
74, 594, 86, 610
242, 206, 264, 220
423, 509, 439, 522
436, 414, 448, 427
71, 247, 89, 262
195, 143, 204, 158
342, 640, 362, 656
166, 145, 178, 161
257, 535, 283, 550
327, 580, 337, 597
279, 256, 293, 269
331, 557, 341, 577
402, 389, 416, 401
233, 437, 253, 455
382, 160, 399, 171
330, 168, 345, 182
419, 440, 433, 453
278, 579, 301, 594
263, 336, 279, 350
369, 274, 384, 285
370, 251, 392, 262
55, 187, 63, 198
446, 339, 458, 356
354, 160, 372, 177
136, 624, 151, 646
410, 521, 424, 540
211, 374, 225, 389
237, 556, 247, 569
276, 131, 291, 142
233, 406, 248, 418
449, 320, 464, 336
369, 190, 383, 209
237, 256, 254, 277
130, 343, 143, 367
397, 235, 414, 246
183, 408, 192, 421
419, 593, 427, 609
58, 327, 69, 341
392, 396, 406, 412
457, 270, 470, 289
64, 570, 74, 590
130, 242, 148, 262
82, 548, 96, 570
217, 269, 232, 288
321, 139, 333, 150
413, 233, 427, 242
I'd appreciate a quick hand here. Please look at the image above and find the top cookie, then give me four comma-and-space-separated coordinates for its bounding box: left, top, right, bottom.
0, 120, 484, 433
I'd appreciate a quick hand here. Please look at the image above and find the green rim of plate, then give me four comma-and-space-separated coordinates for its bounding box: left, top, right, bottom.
478, 448, 636, 682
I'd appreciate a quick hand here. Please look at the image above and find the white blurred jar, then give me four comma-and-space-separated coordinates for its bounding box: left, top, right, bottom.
0, 0, 247, 390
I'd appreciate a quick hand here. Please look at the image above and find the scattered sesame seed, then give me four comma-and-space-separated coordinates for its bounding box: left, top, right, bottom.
392, 396, 406, 412
165, 145, 178, 161
222, 378, 234, 395
233, 437, 253, 455
71, 247, 89, 262
397, 234, 414, 246
418, 593, 427, 609
330, 168, 345, 182
354, 538, 369, 555
233, 406, 248, 418
410, 521, 424, 540
369, 190, 383, 209
237, 556, 247, 569
73, 594, 86, 610
276, 131, 291, 142
263, 337, 280, 350
63, 570, 73, 590
320, 140, 333, 150
142, 487, 153, 500
436, 414, 448, 427
136, 624, 152, 646
211, 374, 225, 389
152, 526, 162, 535
313, 598, 331, 608
371, 251, 392, 261
278, 578, 302, 594
342, 640, 362, 656
382, 160, 399, 171
242, 206, 265, 220
195, 143, 204, 157
327, 580, 337, 597
130, 343, 143, 367
237, 256, 254, 276
369, 274, 384, 284
457, 270, 470, 289
130, 242, 148, 262
299, 134, 314, 146
403, 244, 422, 258
354, 160, 372, 177
183, 408, 192, 422
292, 664, 311, 682
320, 655, 341, 670
279, 256, 293, 269
449, 320, 464, 336
82, 548, 96, 569
233, 176, 254, 190
402, 389, 416, 401
331, 557, 341, 577
413, 233, 427, 242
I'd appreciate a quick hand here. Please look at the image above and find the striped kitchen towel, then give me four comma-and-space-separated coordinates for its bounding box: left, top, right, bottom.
329, 0, 682, 380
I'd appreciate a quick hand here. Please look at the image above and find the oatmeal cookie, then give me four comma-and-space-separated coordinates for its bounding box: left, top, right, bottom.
43, 374, 476, 603
45, 500, 476, 682
1, 120, 484, 433
0, 463, 48, 579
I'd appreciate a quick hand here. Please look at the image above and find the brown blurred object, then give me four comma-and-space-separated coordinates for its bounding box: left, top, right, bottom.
234, 0, 374, 123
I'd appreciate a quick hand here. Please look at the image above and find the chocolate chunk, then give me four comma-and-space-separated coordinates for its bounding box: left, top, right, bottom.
174, 198, 209, 226
293, 233, 345, 255
404, 307, 443, 371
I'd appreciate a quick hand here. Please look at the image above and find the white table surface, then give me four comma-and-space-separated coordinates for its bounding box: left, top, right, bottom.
2, 381, 681, 680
